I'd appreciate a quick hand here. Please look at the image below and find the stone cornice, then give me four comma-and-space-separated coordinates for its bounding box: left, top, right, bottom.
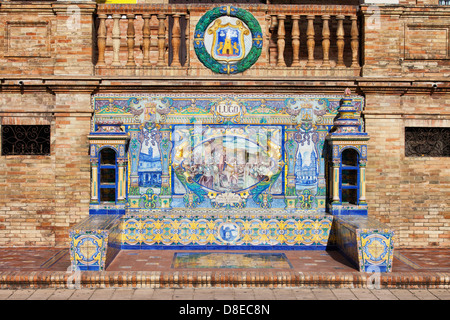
357, 78, 450, 95
0, 76, 448, 95
0, 1, 97, 15
96, 3, 359, 15
360, 4, 450, 16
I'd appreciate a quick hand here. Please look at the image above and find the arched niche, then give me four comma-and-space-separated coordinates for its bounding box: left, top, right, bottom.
88, 123, 129, 214
340, 148, 359, 205
98, 147, 117, 203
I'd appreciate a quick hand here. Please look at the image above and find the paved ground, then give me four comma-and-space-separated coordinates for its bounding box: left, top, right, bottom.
0, 247, 448, 301
1, 247, 449, 273
0, 287, 449, 300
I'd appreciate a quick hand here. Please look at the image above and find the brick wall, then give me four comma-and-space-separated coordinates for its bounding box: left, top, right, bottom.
0, 1, 448, 249
0, 1, 95, 247
0, 2, 96, 76
361, 3, 450, 248
361, 5, 450, 78
0, 92, 91, 247
364, 93, 450, 248
53, 94, 91, 246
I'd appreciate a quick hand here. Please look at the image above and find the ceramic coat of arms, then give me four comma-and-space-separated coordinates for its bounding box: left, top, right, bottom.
194, 6, 263, 74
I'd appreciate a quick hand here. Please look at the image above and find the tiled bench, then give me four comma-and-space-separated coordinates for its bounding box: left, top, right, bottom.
69, 215, 121, 271
69, 213, 395, 273
333, 215, 395, 272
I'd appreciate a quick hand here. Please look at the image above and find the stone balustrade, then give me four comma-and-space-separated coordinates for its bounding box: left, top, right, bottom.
96, 4, 189, 76
95, 4, 361, 77
266, 7, 360, 70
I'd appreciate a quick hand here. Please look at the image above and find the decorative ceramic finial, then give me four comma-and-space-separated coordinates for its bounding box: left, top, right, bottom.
330, 88, 361, 135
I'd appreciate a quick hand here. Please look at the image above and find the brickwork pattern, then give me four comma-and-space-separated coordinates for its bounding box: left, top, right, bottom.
0, 2, 96, 76
361, 5, 450, 78
0, 93, 91, 247
0, 2, 449, 249
0, 269, 449, 289
365, 94, 450, 248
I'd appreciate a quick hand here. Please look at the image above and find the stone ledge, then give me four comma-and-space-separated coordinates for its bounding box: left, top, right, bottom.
0, 270, 448, 289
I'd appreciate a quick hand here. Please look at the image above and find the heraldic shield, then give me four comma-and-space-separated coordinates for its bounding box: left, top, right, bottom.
208, 19, 250, 63
194, 6, 263, 74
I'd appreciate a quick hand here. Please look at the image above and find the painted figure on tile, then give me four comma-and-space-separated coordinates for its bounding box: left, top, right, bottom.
218, 222, 239, 243
138, 124, 162, 190
171, 124, 284, 208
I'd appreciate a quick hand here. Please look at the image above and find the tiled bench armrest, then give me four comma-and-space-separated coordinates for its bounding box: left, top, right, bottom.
69, 215, 122, 271
334, 215, 395, 273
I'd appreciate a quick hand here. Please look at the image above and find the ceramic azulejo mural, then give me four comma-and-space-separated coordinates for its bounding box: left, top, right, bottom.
90, 93, 364, 214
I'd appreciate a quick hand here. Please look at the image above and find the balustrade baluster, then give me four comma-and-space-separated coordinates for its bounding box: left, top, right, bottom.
276, 15, 286, 67
350, 16, 359, 68
322, 15, 331, 67
97, 14, 107, 67
185, 14, 190, 67
111, 14, 121, 67
126, 14, 136, 67
142, 14, 151, 66
157, 14, 166, 67
306, 15, 315, 67
291, 15, 300, 67
336, 15, 345, 67
171, 14, 181, 67
268, 15, 277, 66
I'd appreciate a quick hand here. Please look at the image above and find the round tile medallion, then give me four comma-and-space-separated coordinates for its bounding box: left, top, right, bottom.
194, 6, 263, 74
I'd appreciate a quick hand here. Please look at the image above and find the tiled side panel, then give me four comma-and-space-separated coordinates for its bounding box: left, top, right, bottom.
69, 231, 108, 271
357, 230, 395, 273
334, 216, 395, 272
69, 215, 121, 271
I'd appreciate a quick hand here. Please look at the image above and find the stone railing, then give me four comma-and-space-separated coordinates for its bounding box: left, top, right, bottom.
266, 6, 360, 71
96, 4, 190, 76
95, 4, 361, 77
